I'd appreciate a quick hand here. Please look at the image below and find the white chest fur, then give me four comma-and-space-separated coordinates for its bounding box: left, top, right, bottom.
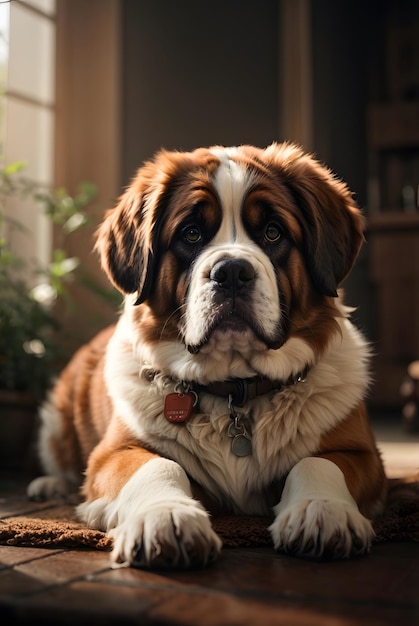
104, 314, 369, 515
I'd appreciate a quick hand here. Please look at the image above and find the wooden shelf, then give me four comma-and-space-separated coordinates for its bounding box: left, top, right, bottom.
367, 220, 419, 409
366, 19, 419, 409
368, 212, 419, 232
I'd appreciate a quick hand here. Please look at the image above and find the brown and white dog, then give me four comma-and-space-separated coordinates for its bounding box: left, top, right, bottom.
28, 142, 387, 568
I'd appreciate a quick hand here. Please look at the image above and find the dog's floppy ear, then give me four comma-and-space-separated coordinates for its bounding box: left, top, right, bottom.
95, 161, 167, 305
265, 143, 365, 297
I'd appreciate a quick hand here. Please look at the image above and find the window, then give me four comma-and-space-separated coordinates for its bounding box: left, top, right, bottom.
1, 0, 56, 278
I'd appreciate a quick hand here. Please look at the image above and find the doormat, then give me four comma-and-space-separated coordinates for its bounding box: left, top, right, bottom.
0, 476, 418, 552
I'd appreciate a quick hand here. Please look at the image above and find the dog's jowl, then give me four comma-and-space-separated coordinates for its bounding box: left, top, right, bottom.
28, 143, 387, 568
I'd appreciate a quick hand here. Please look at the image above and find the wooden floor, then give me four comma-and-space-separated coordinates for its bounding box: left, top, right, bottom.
1, 418, 418, 626
0, 538, 418, 625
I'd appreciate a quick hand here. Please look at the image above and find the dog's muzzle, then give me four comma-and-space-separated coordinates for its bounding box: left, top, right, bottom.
184, 254, 285, 354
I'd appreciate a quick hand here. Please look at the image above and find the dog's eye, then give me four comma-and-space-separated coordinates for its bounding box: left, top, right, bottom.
264, 223, 282, 243
183, 226, 202, 244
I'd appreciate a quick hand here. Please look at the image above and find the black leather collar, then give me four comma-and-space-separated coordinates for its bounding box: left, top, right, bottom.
192, 368, 309, 407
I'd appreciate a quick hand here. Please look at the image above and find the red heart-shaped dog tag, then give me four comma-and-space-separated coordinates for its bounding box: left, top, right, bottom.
164, 393, 194, 423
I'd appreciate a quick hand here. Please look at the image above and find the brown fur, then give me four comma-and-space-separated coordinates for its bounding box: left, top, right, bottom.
317, 404, 387, 517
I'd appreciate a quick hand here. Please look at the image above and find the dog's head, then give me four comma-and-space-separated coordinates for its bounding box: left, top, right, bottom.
96, 143, 364, 367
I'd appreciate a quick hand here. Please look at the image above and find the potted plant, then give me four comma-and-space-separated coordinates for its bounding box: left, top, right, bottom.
0, 162, 97, 472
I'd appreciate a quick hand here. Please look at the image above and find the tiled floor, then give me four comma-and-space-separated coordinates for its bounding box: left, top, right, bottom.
0, 416, 418, 626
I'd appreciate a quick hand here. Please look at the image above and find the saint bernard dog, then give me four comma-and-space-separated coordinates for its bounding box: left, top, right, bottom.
28, 142, 387, 569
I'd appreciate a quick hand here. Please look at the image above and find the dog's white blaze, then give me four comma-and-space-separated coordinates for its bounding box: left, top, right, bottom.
182, 150, 282, 350
210, 148, 254, 244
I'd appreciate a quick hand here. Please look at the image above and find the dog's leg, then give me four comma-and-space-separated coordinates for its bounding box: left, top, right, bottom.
269, 456, 375, 559
78, 446, 222, 569
27, 333, 112, 502
27, 400, 82, 501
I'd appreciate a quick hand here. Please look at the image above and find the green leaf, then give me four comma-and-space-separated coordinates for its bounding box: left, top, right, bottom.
2, 161, 27, 175
63, 212, 88, 233
52, 248, 67, 263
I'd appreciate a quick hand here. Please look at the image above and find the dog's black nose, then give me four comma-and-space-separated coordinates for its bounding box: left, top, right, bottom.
210, 259, 255, 293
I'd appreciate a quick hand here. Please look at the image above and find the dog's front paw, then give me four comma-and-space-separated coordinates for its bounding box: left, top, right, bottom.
270, 498, 374, 560
79, 458, 222, 569
269, 457, 376, 560
109, 501, 222, 569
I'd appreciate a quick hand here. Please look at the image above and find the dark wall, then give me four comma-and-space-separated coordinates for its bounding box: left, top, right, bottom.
122, 0, 280, 184
312, 3, 368, 208
311, 0, 383, 338
120, 0, 386, 341
310, 0, 419, 346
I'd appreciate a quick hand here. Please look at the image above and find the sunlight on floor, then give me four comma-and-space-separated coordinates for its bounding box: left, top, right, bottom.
372, 415, 419, 478
377, 441, 419, 478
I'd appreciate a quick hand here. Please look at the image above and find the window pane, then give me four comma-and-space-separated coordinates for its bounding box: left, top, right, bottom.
5, 99, 54, 183
3, 192, 52, 283
4, 100, 54, 273
0, 3, 8, 74
0, 2, 9, 156
8, 3, 55, 104
22, 0, 56, 17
